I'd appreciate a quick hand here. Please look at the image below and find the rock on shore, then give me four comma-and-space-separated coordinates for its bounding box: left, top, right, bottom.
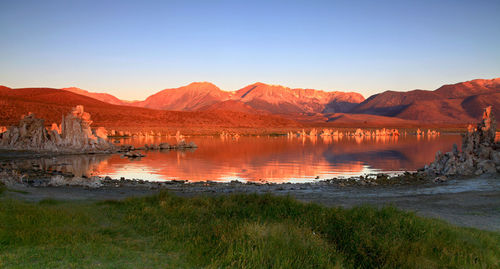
0, 105, 114, 153
424, 106, 500, 176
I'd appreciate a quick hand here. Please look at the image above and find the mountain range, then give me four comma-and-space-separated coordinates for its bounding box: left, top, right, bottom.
64, 82, 364, 115
2, 78, 500, 128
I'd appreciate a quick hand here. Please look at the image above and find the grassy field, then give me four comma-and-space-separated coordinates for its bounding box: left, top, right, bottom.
0, 189, 499, 268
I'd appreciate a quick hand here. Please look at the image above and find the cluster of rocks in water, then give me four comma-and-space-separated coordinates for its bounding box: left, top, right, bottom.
0, 105, 198, 158
118, 141, 198, 159
108, 129, 185, 140
0, 105, 114, 153
288, 127, 440, 138
424, 106, 500, 177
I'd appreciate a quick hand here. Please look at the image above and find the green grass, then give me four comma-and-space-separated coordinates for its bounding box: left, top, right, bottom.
0, 192, 499, 268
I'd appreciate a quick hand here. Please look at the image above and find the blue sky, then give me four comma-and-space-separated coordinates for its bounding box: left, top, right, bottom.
1, 0, 499, 100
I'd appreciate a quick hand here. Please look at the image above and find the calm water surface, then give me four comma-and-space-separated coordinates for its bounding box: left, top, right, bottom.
53, 134, 461, 183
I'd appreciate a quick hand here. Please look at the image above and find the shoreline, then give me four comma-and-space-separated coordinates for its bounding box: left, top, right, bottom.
2, 171, 499, 231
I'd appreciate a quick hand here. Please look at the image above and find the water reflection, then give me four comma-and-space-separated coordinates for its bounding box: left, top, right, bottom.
7, 135, 462, 183
5, 154, 112, 178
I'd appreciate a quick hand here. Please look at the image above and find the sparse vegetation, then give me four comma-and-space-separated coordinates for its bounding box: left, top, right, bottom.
0, 192, 499, 268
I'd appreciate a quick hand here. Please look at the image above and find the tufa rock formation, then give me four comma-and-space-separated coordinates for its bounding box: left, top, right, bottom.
0, 105, 114, 153
0, 112, 59, 151
424, 106, 499, 176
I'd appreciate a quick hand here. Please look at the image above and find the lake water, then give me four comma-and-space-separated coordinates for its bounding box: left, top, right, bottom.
21, 134, 462, 183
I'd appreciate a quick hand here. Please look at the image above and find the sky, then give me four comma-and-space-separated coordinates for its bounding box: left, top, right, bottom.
0, 0, 499, 100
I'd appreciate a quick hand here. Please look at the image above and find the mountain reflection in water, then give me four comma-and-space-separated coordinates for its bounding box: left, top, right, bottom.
14, 135, 462, 183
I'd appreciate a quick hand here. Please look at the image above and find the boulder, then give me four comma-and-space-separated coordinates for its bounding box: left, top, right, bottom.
118, 144, 135, 152
149, 144, 159, 150
124, 151, 145, 158
159, 143, 170, 149
434, 176, 448, 183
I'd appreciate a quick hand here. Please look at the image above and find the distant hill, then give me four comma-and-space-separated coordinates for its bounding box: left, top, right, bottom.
62, 87, 127, 106
130, 82, 233, 111
351, 78, 500, 123
434, 78, 500, 98
352, 90, 440, 117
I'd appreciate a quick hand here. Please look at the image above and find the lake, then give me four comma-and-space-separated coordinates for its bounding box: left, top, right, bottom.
19, 134, 462, 183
